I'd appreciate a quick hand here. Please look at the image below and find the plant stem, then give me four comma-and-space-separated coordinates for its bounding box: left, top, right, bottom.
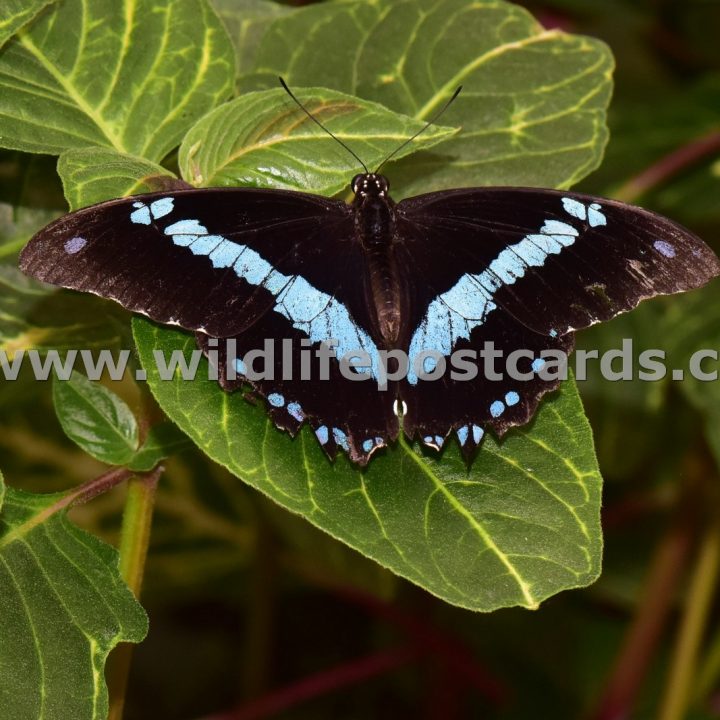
660, 513, 720, 720
694, 621, 720, 705
210, 646, 421, 720
107, 466, 163, 720
589, 510, 694, 720
613, 130, 720, 204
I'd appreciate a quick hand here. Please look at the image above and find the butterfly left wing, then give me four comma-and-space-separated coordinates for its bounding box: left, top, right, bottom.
394, 187, 720, 454
19, 188, 400, 463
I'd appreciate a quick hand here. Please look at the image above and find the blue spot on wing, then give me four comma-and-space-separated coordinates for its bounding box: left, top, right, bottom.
209, 241, 243, 268
267, 393, 285, 407
130, 198, 174, 225
333, 427, 350, 451
150, 198, 174, 220
64, 237, 87, 254
130, 203, 151, 225
505, 391, 520, 406
472, 425, 483, 444
561, 197, 587, 221
490, 400, 505, 418
587, 203, 606, 227
654, 240, 676, 258
287, 402, 304, 422
165, 218, 208, 237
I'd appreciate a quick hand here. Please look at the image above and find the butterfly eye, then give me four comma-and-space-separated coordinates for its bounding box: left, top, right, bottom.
378, 176, 389, 193
351, 174, 365, 194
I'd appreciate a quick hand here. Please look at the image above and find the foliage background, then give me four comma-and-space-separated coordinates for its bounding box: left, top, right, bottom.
1, 0, 720, 719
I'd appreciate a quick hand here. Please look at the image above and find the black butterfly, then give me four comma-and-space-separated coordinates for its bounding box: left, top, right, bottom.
18, 91, 720, 466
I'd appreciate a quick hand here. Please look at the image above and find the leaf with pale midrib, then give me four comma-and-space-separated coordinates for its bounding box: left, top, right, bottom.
42, 0, 608, 611
0, 0, 54, 49
134, 321, 602, 612
0, 0, 235, 159
0, 470, 147, 720
179, 88, 456, 194
211, 0, 292, 76
59, 148, 177, 210
239, 0, 614, 198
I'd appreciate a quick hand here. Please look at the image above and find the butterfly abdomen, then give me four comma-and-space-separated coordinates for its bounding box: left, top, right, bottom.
355, 195, 405, 347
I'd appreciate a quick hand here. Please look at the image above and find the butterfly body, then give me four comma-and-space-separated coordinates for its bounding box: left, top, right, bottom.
19, 176, 720, 465
352, 173, 406, 347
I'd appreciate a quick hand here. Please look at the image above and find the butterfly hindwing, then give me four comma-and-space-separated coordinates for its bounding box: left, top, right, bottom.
399, 311, 574, 459
196, 319, 399, 464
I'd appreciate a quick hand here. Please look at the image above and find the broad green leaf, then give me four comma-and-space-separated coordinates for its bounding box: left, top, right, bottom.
178, 88, 456, 194
0, 151, 65, 260
239, 0, 385, 92
0, 0, 235, 159
0, 266, 128, 359
127, 422, 192, 472
53, 371, 139, 466
59, 147, 177, 211
211, 0, 291, 76
134, 319, 602, 612
0, 203, 58, 261
0, 0, 54, 49
0, 470, 148, 719
240, 0, 614, 197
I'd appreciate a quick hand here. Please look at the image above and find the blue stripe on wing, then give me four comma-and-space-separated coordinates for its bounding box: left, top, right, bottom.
130, 198, 382, 381
406, 198, 606, 385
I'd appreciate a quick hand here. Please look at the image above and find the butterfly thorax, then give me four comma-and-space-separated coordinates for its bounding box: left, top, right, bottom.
351, 173, 404, 347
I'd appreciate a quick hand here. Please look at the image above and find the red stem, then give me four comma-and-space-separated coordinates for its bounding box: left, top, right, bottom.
330, 584, 508, 705
614, 130, 720, 204
209, 646, 420, 720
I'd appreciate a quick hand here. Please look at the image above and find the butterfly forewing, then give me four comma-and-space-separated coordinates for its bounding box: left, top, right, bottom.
19, 189, 355, 337
396, 188, 720, 338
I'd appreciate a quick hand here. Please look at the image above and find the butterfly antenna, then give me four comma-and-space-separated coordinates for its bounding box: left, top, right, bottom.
279, 77, 370, 174
374, 86, 462, 175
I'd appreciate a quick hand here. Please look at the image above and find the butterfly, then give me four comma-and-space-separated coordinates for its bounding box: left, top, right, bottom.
18, 87, 720, 466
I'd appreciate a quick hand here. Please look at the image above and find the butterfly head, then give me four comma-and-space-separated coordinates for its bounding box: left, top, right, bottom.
351, 173, 390, 200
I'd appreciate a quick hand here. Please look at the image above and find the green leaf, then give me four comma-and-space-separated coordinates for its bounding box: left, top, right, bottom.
0, 0, 54, 49
240, 0, 614, 197
0, 151, 65, 261
127, 422, 192, 472
0, 0, 235, 159
0, 265, 128, 357
134, 320, 602, 612
53, 371, 139, 466
0, 470, 148, 719
178, 88, 456, 193
211, 0, 291, 76
0, 205, 58, 262
59, 147, 178, 211
239, 0, 385, 92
